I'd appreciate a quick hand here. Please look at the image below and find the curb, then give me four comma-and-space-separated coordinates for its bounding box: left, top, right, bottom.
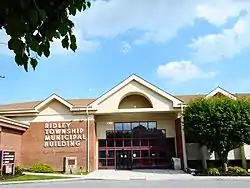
0, 177, 85, 185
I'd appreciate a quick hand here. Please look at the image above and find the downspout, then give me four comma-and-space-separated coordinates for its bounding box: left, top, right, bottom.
180, 103, 188, 170
86, 106, 90, 172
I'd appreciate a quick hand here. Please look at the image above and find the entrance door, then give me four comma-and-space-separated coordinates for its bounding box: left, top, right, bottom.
116, 150, 132, 170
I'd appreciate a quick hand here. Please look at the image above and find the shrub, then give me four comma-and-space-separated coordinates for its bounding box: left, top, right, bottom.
15, 166, 24, 175
206, 168, 220, 175
29, 163, 54, 173
227, 166, 248, 175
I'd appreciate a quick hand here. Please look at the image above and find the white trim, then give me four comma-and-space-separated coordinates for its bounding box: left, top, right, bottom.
0, 109, 38, 114
34, 94, 73, 111
0, 116, 29, 129
206, 87, 237, 100
89, 74, 183, 108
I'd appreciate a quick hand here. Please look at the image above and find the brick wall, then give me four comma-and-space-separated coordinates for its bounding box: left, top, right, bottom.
21, 120, 96, 172
0, 127, 23, 166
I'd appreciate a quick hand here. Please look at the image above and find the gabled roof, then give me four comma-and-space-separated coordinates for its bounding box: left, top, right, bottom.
34, 93, 74, 110
206, 87, 237, 100
89, 74, 184, 108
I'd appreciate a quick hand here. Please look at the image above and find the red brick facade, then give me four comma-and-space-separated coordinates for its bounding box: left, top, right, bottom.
0, 127, 23, 166
20, 120, 96, 172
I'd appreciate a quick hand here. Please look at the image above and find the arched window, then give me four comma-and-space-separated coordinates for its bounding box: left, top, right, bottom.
118, 94, 153, 109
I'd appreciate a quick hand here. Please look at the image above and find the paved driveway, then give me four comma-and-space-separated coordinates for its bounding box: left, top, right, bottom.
84, 169, 193, 180
2, 179, 250, 188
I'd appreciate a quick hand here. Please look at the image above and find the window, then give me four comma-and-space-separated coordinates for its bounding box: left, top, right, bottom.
99, 151, 106, 158
115, 123, 123, 130
132, 122, 139, 130
140, 122, 147, 129
123, 123, 131, 130
148, 122, 156, 130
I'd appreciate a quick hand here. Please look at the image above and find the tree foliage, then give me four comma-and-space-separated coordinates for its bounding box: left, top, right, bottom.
183, 96, 250, 167
0, 0, 91, 71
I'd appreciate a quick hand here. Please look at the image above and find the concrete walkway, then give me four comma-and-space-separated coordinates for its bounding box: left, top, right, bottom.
84, 169, 194, 181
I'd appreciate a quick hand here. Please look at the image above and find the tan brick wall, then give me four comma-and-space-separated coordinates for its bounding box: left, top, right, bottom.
21, 120, 96, 172
0, 127, 23, 166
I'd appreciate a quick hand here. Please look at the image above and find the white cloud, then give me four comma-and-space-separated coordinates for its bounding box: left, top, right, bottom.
190, 13, 250, 63
196, 0, 250, 26
74, 0, 200, 45
0, 30, 13, 56
157, 61, 216, 83
120, 41, 131, 54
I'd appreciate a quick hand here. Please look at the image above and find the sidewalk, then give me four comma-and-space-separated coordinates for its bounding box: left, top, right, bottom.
2, 170, 250, 185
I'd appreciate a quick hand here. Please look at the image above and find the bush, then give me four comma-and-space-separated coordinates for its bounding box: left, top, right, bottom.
15, 166, 24, 175
29, 164, 54, 173
206, 168, 220, 175
227, 166, 248, 175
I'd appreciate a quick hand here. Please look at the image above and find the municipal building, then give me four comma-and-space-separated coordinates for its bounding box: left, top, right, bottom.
0, 74, 250, 172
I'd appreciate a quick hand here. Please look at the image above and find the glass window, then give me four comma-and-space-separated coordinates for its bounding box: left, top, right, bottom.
139, 122, 148, 129
115, 123, 123, 130
107, 150, 115, 158
141, 139, 148, 146
131, 122, 139, 130
132, 140, 140, 146
99, 159, 106, 167
106, 130, 114, 139
148, 122, 156, 129
115, 140, 123, 147
124, 140, 131, 147
123, 122, 131, 130
99, 151, 106, 158
107, 140, 114, 147
123, 130, 131, 138
132, 150, 140, 158
141, 150, 149, 157
99, 140, 106, 147
115, 130, 123, 138
107, 159, 115, 166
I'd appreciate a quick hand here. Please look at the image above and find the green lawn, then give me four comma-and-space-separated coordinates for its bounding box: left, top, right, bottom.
0, 175, 70, 182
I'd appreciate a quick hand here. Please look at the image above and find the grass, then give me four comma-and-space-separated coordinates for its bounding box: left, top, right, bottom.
75, 171, 89, 175
0, 174, 70, 182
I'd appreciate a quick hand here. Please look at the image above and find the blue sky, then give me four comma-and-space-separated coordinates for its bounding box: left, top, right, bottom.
1, 0, 250, 104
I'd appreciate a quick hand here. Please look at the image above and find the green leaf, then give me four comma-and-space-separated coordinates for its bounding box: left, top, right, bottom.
61, 35, 69, 49
44, 48, 50, 57
58, 22, 68, 36
75, 0, 84, 11
37, 48, 43, 57
20, 0, 31, 8
70, 34, 77, 52
15, 54, 23, 66
69, 6, 77, 16
29, 10, 38, 25
8, 38, 25, 55
87, 1, 91, 8
39, 9, 46, 20
54, 31, 61, 39
14, 53, 28, 68
30, 39, 39, 52
30, 58, 38, 70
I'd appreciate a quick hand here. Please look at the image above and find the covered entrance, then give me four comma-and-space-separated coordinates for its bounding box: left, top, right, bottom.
98, 121, 176, 169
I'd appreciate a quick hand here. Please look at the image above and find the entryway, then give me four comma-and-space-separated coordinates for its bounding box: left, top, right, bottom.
116, 150, 132, 170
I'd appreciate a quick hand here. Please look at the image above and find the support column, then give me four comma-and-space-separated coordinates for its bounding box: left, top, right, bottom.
241, 145, 247, 169
175, 118, 188, 169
